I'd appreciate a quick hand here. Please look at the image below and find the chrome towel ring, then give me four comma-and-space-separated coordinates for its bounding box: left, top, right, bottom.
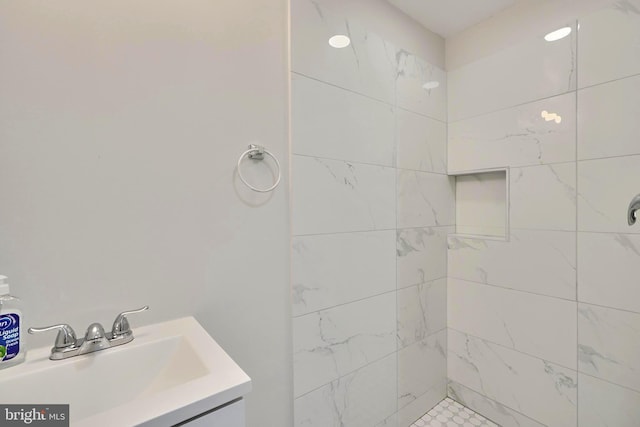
237, 144, 281, 193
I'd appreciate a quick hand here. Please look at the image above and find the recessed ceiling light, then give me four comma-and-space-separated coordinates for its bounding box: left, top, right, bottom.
544, 27, 572, 42
328, 35, 350, 49
422, 81, 440, 90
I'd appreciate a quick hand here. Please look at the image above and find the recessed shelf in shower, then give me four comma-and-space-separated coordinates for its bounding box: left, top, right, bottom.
450, 167, 509, 241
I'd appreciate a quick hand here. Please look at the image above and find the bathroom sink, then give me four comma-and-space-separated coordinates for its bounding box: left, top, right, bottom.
0, 317, 251, 426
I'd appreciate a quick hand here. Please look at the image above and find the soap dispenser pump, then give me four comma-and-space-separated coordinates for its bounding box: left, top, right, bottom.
0, 275, 25, 369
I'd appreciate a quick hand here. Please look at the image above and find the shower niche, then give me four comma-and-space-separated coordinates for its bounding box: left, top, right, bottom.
451, 167, 509, 240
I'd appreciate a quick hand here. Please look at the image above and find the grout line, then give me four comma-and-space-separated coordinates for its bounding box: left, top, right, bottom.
399, 379, 448, 414
449, 327, 577, 373
512, 160, 577, 170
291, 71, 393, 106
447, 276, 577, 303
448, 90, 577, 124
293, 228, 398, 237
290, 71, 447, 124
448, 380, 547, 426
452, 225, 577, 234
577, 70, 640, 92
286, 5, 296, 415
438, 74, 640, 132
456, 273, 640, 315
293, 349, 398, 400
397, 166, 450, 176
577, 152, 640, 163
575, 19, 580, 427
398, 276, 449, 291
394, 101, 400, 420
294, 225, 455, 238
397, 225, 455, 233
292, 152, 394, 170
395, 105, 448, 124
292, 288, 398, 319
397, 327, 448, 352
449, 159, 581, 174
446, 82, 452, 386
503, 227, 576, 234
577, 300, 640, 317
293, 276, 448, 319
575, 229, 640, 235
297, 331, 454, 408
579, 371, 640, 395
292, 152, 451, 174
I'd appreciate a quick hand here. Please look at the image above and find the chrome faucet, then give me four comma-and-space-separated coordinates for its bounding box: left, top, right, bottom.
29, 306, 149, 360
628, 194, 640, 226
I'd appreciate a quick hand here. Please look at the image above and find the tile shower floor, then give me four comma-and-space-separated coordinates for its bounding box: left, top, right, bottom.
411, 398, 499, 427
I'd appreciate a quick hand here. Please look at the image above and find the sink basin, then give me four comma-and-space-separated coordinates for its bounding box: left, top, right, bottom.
0, 317, 251, 426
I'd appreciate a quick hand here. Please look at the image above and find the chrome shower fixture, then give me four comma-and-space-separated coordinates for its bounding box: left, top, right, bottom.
628, 194, 640, 226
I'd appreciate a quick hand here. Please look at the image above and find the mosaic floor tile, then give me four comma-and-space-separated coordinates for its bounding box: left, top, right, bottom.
410, 397, 499, 427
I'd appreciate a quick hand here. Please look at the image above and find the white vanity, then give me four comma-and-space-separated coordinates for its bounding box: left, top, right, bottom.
0, 317, 251, 426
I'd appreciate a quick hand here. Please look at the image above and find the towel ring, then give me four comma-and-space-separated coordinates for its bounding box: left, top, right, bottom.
237, 144, 281, 193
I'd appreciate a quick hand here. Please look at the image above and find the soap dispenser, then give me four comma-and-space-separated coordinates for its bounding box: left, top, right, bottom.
0, 275, 25, 369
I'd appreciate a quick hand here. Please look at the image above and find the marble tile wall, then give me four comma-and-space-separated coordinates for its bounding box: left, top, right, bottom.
291, 1, 451, 426
447, 17, 579, 425
293, 1, 640, 425
448, 329, 578, 427
577, 2, 640, 426
447, 22, 577, 123
447, 1, 640, 425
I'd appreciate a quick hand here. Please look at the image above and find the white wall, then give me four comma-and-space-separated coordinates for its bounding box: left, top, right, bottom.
0, 1, 291, 425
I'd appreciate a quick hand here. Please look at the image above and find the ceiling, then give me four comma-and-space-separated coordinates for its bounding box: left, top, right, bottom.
387, 0, 524, 38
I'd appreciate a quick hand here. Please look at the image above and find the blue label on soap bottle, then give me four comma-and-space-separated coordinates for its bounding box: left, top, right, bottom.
0, 314, 20, 361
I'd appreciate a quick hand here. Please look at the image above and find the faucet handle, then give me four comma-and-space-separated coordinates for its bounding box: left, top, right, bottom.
28, 324, 78, 349
111, 306, 149, 338
85, 322, 106, 342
